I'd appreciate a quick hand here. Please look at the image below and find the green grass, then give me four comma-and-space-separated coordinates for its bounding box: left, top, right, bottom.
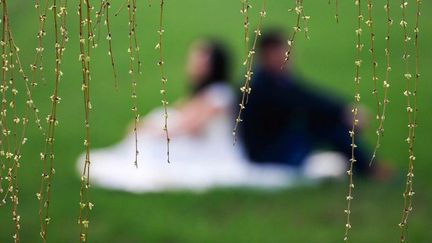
1, 0, 432, 242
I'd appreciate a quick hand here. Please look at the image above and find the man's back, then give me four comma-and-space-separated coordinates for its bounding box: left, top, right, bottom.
239, 69, 352, 167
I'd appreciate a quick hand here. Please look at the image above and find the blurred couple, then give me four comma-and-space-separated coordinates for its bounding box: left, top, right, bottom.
78, 30, 377, 192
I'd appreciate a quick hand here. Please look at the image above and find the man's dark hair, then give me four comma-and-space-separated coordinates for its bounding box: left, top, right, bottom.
258, 29, 288, 51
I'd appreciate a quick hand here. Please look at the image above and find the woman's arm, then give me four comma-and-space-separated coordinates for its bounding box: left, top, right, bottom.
172, 93, 226, 136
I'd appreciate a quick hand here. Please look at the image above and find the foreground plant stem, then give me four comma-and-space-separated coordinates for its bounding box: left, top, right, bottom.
399, 0, 421, 241
156, 0, 170, 162
78, 0, 94, 241
232, 0, 267, 142
369, 0, 393, 164
344, 0, 363, 241
127, 0, 140, 167
37, 0, 68, 241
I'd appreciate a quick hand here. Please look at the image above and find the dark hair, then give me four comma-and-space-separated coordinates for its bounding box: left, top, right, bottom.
257, 29, 288, 52
192, 40, 231, 94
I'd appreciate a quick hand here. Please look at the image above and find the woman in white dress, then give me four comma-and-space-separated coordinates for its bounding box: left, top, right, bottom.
77, 40, 296, 193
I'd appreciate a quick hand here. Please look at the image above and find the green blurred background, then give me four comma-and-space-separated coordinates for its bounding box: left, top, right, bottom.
0, 0, 431, 242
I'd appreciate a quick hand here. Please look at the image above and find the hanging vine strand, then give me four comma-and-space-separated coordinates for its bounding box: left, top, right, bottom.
0, 2, 23, 240
399, 0, 421, 241
104, 1, 118, 89
301, 3, 310, 40
366, 0, 381, 127
37, 0, 68, 241
0, 0, 65, 241
232, 0, 267, 142
283, 0, 304, 66
156, 0, 170, 162
369, 0, 393, 164
94, 0, 118, 89
327, 0, 339, 22
343, 0, 363, 241
77, 0, 94, 241
336, 0, 339, 22
127, 0, 140, 167
240, 0, 250, 66
29, 0, 49, 134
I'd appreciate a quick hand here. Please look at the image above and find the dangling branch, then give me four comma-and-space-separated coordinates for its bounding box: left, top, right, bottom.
105, 1, 118, 89
0, 0, 63, 241
399, 0, 421, 241
37, 0, 68, 241
283, 0, 305, 65
127, 0, 141, 167
156, 0, 170, 162
93, 0, 118, 89
369, 0, 392, 165
344, 0, 363, 241
232, 0, 267, 142
240, 0, 250, 66
77, 0, 94, 241
366, 0, 381, 125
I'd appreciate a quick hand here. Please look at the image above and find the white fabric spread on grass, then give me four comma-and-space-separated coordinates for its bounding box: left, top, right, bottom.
76, 83, 346, 193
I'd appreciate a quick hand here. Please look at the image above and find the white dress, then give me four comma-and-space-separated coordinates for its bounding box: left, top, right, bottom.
77, 83, 297, 193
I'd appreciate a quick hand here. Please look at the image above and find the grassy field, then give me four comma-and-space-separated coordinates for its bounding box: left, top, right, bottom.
1, 0, 431, 242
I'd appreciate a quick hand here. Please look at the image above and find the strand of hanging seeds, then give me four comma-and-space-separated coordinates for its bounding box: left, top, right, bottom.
327, 0, 339, 22
156, 0, 170, 162
93, 0, 104, 45
0, 3, 22, 239
370, 0, 392, 164
104, 1, 118, 88
0, 0, 14, 209
301, 3, 310, 40
37, 0, 68, 241
126, 0, 140, 167
6, 28, 21, 242
0, 0, 47, 240
29, 0, 49, 134
32, 0, 48, 86
77, 0, 95, 241
283, 0, 304, 66
8, 6, 51, 162
365, 0, 382, 165
93, 0, 118, 88
132, 0, 142, 74
336, 0, 339, 22
240, 0, 250, 66
232, 0, 267, 142
366, 0, 381, 123
7, 34, 39, 240
344, 0, 363, 241
399, 0, 421, 241
0, 0, 12, 208
0, 6, 62, 234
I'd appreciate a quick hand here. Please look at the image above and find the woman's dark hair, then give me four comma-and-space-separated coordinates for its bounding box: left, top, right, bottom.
192, 40, 231, 94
